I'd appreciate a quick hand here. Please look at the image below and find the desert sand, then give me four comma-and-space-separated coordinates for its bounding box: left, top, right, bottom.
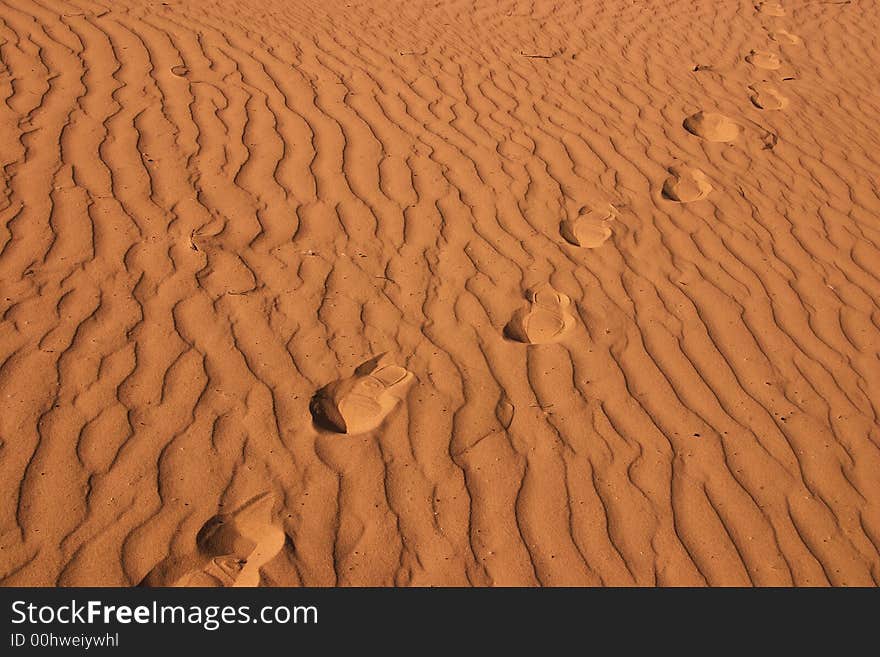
1, 0, 879, 587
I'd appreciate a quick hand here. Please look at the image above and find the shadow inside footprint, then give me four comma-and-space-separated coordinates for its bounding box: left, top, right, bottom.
770, 30, 802, 45
311, 355, 414, 434
139, 492, 286, 588
749, 83, 788, 110
662, 166, 713, 202
746, 50, 782, 70
560, 203, 616, 248
683, 111, 740, 142
756, 2, 785, 16
505, 283, 577, 345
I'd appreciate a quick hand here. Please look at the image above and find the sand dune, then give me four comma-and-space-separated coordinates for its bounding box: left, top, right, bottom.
1, 0, 879, 587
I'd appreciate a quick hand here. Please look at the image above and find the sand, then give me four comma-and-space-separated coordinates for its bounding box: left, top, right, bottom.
1, 0, 878, 587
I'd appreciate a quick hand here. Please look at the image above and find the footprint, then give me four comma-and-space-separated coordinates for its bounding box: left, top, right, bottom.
769, 30, 801, 45
756, 2, 786, 16
560, 203, 617, 248
746, 50, 782, 70
311, 355, 414, 434
171, 65, 190, 77
661, 166, 713, 202
505, 283, 577, 345
140, 493, 285, 587
749, 83, 788, 110
683, 111, 741, 142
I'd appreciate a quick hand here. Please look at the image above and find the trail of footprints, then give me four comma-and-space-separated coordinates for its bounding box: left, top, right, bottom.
2, 0, 878, 588
301, 3, 799, 431
324, 2, 802, 391
493, 4, 801, 349
490, 4, 804, 351
665, 2, 798, 197
151, 4, 810, 587
318, 0, 806, 383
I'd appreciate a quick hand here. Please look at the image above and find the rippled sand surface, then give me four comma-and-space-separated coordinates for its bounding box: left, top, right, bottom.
1, 0, 879, 586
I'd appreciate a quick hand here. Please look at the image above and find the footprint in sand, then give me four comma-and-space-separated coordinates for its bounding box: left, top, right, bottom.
749, 83, 788, 110
683, 111, 741, 142
311, 355, 414, 434
505, 283, 577, 345
140, 493, 285, 587
560, 203, 617, 248
171, 65, 190, 77
756, 2, 786, 16
746, 50, 782, 70
769, 30, 802, 45
662, 166, 713, 203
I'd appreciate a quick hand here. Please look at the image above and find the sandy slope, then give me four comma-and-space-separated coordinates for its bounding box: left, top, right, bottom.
1, 0, 879, 586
